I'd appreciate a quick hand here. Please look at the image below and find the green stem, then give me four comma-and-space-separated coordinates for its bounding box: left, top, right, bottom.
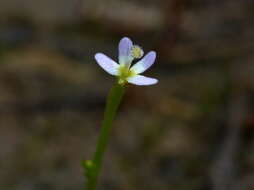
84, 82, 125, 190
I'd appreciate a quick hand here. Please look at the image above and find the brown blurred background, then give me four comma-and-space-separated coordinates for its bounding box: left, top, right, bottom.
0, 0, 254, 189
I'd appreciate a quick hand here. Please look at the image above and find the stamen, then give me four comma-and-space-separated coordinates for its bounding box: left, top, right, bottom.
130, 45, 144, 59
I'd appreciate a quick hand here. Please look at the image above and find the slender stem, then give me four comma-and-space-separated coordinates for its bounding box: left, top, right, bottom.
85, 82, 125, 190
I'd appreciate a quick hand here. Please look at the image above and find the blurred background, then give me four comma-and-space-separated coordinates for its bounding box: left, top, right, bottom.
0, 0, 254, 189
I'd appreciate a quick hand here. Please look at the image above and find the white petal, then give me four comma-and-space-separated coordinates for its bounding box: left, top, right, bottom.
95, 53, 119, 76
118, 37, 133, 66
127, 75, 158, 86
130, 51, 156, 74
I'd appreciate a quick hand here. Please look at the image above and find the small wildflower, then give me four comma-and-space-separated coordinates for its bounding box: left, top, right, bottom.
95, 37, 158, 85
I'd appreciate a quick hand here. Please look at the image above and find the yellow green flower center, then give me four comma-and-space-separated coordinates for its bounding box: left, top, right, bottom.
117, 64, 136, 84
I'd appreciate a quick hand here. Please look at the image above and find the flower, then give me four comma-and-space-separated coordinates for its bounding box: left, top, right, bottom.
95, 37, 158, 86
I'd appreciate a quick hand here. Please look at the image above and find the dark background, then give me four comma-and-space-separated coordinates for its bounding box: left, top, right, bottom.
0, 0, 253, 189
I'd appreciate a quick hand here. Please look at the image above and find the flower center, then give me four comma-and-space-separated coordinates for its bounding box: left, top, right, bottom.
130, 45, 144, 59
117, 64, 136, 84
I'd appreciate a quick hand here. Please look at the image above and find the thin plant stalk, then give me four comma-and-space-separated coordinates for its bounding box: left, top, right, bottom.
84, 81, 125, 190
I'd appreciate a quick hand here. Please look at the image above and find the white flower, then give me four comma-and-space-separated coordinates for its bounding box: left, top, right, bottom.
95, 37, 158, 86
